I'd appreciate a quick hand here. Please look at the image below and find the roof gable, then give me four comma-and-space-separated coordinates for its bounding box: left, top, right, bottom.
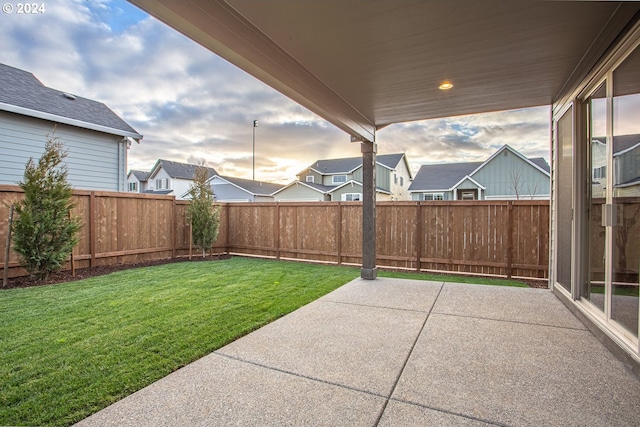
409, 162, 481, 192
128, 170, 149, 181
0, 63, 141, 139
409, 145, 550, 192
472, 145, 550, 178
214, 175, 284, 195
305, 153, 407, 176
593, 134, 640, 155
149, 160, 218, 180
274, 180, 334, 195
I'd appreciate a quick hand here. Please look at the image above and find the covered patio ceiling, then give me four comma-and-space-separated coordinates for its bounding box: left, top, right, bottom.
128, 1, 640, 142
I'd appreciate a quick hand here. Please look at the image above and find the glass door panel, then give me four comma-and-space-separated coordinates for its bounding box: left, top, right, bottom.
556, 107, 573, 292
611, 46, 640, 337
586, 84, 607, 312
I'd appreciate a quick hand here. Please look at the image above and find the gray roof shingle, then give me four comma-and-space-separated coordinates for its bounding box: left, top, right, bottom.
128, 170, 149, 181
153, 160, 218, 180
0, 63, 140, 137
306, 153, 405, 174
408, 162, 481, 191
217, 175, 284, 195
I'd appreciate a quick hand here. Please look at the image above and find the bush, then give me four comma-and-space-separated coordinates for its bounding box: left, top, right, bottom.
12, 132, 81, 280
186, 165, 220, 257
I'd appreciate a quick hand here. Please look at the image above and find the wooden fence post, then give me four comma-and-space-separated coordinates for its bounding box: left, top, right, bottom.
415, 202, 422, 272
68, 210, 75, 277
275, 203, 281, 260
506, 201, 514, 279
336, 202, 342, 265
172, 199, 177, 259
3, 203, 14, 287
89, 192, 96, 268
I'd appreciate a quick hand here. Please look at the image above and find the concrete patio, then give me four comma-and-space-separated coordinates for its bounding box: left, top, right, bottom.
75, 278, 640, 427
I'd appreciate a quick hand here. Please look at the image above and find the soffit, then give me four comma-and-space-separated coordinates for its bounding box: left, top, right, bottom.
128, 0, 640, 141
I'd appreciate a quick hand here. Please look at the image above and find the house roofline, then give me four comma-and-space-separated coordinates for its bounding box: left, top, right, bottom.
273, 180, 332, 195
408, 188, 450, 193
0, 102, 143, 140
328, 180, 392, 195
470, 144, 550, 178
451, 175, 486, 191
209, 175, 281, 196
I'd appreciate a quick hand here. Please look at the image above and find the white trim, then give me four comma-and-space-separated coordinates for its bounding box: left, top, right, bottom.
450, 175, 486, 192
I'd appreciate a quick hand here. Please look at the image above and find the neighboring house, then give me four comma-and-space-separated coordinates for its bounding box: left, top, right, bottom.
274, 153, 413, 201
592, 134, 640, 198
208, 175, 284, 202
126, 170, 149, 193
0, 63, 142, 191
409, 145, 550, 201
144, 159, 218, 200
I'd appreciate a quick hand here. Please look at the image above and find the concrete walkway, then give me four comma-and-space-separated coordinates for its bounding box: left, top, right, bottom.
76, 278, 640, 427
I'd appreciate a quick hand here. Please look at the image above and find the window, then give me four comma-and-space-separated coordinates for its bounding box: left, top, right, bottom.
128, 182, 137, 192
156, 178, 169, 189
341, 193, 361, 201
400, 177, 404, 186
460, 191, 476, 200
306, 175, 314, 183
394, 173, 398, 184
593, 166, 606, 179
422, 193, 443, 201
332, 175, 347, 184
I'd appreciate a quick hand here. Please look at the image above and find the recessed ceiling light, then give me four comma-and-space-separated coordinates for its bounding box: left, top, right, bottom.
438, 81, 453, 90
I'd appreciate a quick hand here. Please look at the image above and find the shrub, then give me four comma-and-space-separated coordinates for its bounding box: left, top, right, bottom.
186, 165, 220, 257
12, 132, 81, 280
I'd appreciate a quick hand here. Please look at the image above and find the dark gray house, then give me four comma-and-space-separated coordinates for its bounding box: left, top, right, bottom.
0, 63, 142, 191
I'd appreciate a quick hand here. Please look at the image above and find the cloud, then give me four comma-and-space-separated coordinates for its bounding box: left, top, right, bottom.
0, 0, 551, 183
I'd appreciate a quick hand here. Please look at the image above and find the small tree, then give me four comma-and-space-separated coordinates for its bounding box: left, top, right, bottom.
186, 165, 220, 258
12, 132, 81, 280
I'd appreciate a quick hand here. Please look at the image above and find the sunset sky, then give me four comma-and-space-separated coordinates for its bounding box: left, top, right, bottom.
1, 0, 551, 183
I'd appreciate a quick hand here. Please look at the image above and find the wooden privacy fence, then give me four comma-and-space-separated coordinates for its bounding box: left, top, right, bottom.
225, 200, 549, 278
1, 185, 549, 280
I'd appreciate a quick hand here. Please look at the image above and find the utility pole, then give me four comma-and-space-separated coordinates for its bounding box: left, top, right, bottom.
252, 120, 258, 181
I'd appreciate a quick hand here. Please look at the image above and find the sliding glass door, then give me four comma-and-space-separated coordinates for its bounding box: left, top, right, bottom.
611, 46, 640, 337
584, 45, 640, 340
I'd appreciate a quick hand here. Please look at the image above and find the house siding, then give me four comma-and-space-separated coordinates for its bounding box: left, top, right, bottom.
389, 158, 412, 200
299, 169, 322, 184
0, 111, 126, 191
211, 179, 252, 202
473, 149, 550, 199
331, 182, 363, 201
376, 164, 391, 192
614, 144, 640, 197
275, 183, 326, 201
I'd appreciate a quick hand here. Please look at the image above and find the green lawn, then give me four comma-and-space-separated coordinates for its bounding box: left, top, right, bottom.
0, 257, 528, 426
378, 269, 529, 287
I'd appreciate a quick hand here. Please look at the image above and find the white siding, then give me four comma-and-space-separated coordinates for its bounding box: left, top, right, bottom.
274, 183, 326, 201
0, 111, 127, 191
389, 158, 413, 200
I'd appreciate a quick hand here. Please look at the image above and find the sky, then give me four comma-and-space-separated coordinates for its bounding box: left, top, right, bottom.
1, 0, 551, 183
